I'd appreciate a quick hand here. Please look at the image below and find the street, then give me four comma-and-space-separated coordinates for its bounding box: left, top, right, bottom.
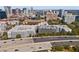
0, 36, 79, 51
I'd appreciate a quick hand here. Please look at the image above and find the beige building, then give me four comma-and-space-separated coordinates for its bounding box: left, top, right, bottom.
46, 11, 58, 21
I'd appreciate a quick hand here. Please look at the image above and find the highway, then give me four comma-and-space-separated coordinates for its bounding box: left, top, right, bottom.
0, 36, 79, 51
0, 38, 34, 48
33, 36, 79, 43
0, 39, 79, 52
0, 36, 79, 47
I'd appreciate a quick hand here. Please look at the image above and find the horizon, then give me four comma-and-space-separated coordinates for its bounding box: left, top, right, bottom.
0, 6, 79, 10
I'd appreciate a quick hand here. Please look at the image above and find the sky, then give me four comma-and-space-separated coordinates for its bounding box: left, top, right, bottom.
0, 6, 79, 10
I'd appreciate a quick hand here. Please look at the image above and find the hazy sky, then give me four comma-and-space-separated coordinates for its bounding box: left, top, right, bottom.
0, 6, 79, 10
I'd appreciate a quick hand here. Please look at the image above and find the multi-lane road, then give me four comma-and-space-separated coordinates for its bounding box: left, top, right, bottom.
0, 36, 79, 51
33, 36, 79, 43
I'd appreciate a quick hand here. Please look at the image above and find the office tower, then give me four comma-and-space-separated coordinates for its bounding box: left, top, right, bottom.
76, 15, 79, 20
16, 8, 21, 15
64, 11, 68, 16
23, 8, 28, 15
58, 9, 64, 17
12, 9, 16, 15
4, 6, 12, 17
29, 7, 36, 17
0, 10, 7, 19
30, 7, 33, 13
43, 10, 45, 16
61, 9, 65, 17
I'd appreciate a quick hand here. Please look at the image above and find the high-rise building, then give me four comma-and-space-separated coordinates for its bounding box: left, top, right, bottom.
4, 6, 12, 17
23, 8, 27, 15
12, 9, 16, 15
46, 10, 58, 21
64, 13, 76, 24
16, 8, 21, 15
0, 10, 7, 19
58, 9, 64, 17
30, 7, 33, 13
64, 11, 68, 16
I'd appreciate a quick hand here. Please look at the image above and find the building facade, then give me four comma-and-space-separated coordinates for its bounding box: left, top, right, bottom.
64, 13, 76, 24
37, 24, 72, 33
0, 10, 7, 19
4, 6, 12, 17
46, 10, 58, 21
0, 20, 7, 31
8, 25, 37, 38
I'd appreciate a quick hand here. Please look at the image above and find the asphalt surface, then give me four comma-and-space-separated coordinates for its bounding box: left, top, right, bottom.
0, 36, 79, 51
33, 37, 79, 43
0, 38, 34, 48
50, 41, 79, 46
0, 36, 79, 48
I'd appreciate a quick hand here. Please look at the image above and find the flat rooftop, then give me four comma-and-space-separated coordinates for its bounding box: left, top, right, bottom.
8, 25, 37, 32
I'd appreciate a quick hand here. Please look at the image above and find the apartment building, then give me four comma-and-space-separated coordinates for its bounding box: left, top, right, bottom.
8, 25, 37, 38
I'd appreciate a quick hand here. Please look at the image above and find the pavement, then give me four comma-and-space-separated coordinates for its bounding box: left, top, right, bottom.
0, 38, 34, 48
0, 42, 52, 52
33, 36, 79, 43
0, 36, 79, 52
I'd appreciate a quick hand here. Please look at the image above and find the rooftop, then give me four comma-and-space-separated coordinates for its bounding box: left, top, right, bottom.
8, 25, 37, 32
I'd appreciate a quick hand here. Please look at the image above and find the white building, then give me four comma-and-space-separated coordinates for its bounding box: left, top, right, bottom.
64, 13, 76, 24
8, 21, 72, 38
22, 8, 29, 16
38, 24, 72, 33
0, 21, 7, 31
4, 6, 12, 17
8, 25, 37, 38
0, 21, 7, 36
56, 25, 72, 32
15, 8, 22, 15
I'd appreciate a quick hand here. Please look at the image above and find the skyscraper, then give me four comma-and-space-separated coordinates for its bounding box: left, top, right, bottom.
30, 7, 33, 13
4, 6, 12, 17
0, 10, 7, 19
23, 8, 27, 15
16, 8, 21, 15
64, 13, 76, 24
12, 9, 16, 15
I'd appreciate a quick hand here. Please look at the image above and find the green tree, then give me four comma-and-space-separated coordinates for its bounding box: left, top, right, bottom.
64, 45, 70, 50
48, 20, 53, 25
2, 32, 8, 40
72, 46, 79, 52
51, 47, 56, 51
54, 46, 64, 51
16, 34, 21, 38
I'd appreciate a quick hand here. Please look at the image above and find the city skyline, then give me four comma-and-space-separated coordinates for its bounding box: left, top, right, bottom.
0, 6, 79, 10
1, 6, 79, 52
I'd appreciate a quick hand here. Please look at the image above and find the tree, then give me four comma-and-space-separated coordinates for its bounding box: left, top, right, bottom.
2, 32, 8, 40
48, 20, 53, 25
54, 46, 64, 51
36, 15, 41, 20
51, 47, 56, 51
72, 46, 79, 52
64, 45, 70, 50
16, 34, 21, 38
